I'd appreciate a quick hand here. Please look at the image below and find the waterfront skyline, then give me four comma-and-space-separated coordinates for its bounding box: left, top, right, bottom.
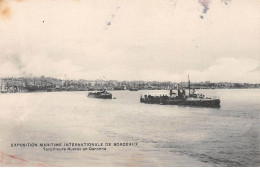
1, 76, 259, 93
0, 0, 260, 83
1, 75, 260, 84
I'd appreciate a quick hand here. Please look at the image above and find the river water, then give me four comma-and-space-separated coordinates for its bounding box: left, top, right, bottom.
0, 89, 259, 166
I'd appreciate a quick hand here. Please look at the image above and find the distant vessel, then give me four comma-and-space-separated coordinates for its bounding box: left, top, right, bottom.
140, 76, 220, 108
129, 88, 138, 91
114, 85, 126, 90
88, 89, 112, 99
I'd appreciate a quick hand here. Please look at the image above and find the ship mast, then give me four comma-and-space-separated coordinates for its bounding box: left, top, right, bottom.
188, 75, 190, 95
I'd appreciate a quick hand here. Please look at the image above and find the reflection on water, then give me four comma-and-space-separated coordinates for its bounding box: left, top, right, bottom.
0, 89, 259, 166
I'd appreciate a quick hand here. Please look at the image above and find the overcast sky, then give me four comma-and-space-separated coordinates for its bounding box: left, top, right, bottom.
0, 0, 260, 83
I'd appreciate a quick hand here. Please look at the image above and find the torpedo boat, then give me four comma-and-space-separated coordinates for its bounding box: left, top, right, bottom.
88, 89, 112, 99
140, 76, 220, 108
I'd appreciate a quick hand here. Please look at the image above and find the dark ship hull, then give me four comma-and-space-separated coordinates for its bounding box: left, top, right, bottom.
140, 96, 220, 108
165, 98, 220, 107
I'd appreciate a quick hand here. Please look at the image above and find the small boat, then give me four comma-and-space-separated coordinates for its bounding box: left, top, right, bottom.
88, 89, 112, 99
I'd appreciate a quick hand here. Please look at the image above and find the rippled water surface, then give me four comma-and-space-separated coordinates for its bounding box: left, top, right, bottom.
0, 89, 259, 166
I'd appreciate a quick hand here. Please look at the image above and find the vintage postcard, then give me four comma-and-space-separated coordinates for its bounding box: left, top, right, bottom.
0, 0, 260, 167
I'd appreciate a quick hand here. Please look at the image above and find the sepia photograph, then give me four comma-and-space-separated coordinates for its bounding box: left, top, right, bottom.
0, 0, 259, 167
